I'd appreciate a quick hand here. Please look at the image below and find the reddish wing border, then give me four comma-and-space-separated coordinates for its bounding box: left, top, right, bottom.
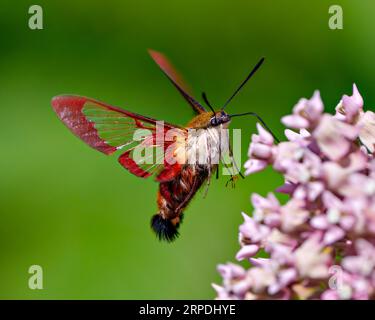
148, 49, 206, 114
52, 95, 114, 154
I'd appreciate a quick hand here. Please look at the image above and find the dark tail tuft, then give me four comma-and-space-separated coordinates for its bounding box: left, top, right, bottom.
150, 214, 183, 242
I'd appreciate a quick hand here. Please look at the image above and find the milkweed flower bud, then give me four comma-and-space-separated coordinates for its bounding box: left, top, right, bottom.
244, 124, 275, 175
213, 85, 375, 300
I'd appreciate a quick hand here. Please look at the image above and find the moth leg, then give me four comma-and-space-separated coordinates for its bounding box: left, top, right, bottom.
228, 144, 245, 179
225, 175, 239, 188
220, 153, 239, 188
220, 159, 234, 187
203, 167, 214, 198
217, 127, 222, 181
222, 161, 241, 189
175, 176, 199, 212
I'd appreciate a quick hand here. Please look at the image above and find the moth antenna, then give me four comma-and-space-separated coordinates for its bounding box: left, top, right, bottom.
222, 57, 265, 110
230, 111, 280, 143
202, 92, 216, 114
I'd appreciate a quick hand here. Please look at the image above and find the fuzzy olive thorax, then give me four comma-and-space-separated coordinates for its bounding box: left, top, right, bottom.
187, 111, 231, 129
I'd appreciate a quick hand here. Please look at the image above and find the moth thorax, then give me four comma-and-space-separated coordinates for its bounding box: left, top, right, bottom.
183, 124, 230, 166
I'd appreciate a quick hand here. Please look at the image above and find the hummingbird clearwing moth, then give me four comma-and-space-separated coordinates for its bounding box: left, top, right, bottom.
52, 49, 278, 242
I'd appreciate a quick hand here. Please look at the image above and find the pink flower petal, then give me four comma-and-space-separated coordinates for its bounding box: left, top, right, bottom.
281, 115, 309, 129
321, 289, 339, 300
284, 129, 301, 141
323, 226, 345, 245
307, 90, 324, 119
358, 111, 375, 153
342, 84, 364, 121
249, 258, 270, 267
251, 193, 279, 210
314, 115, 357, 160
307, 182, 324, 201
322, 191, 343, 209
264, 213, 281, 227
276, 182, 297, 194
241, 212, 252, 222
279, 268, 297, 287
249, 143, 272, 159
322, 162, 348, 189
217, 263, 246, 279
244, 159, 268, 175
236, 245, 259, 261
339, 215, 355, 230
310, 216, 329, 230
256, 123, 274, 145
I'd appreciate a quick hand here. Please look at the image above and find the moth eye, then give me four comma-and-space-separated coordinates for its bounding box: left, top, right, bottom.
211, 118, 218, 126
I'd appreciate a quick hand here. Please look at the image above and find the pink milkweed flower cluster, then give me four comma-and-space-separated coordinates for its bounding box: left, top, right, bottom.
214, 85, 375, 300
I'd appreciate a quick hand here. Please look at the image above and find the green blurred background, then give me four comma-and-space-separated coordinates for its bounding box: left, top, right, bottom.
0, 0, 374, 299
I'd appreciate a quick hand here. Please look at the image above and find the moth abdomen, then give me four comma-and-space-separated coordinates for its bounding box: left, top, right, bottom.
151, 165, 209, 242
